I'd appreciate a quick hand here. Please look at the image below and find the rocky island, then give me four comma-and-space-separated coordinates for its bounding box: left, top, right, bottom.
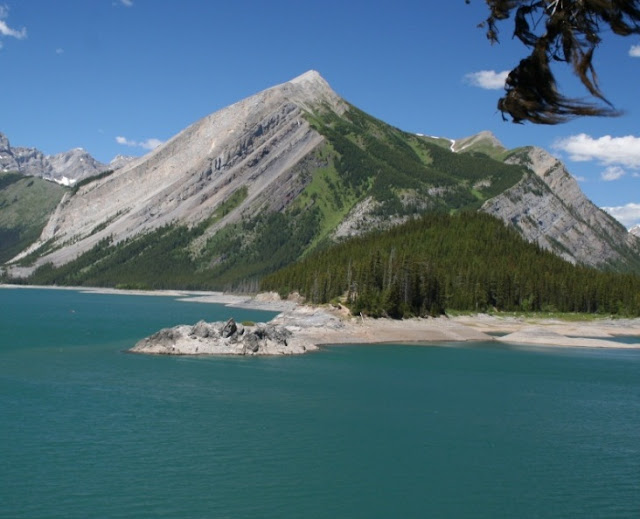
131, 317, 319, 356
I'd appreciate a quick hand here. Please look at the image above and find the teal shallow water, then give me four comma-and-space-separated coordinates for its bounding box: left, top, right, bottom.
1, 288, 639, 518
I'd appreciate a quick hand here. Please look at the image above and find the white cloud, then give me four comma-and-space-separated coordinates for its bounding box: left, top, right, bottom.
0, 5, 27, 40
120, 0, 133, 6
602, 203, 640, 228
116, 135, 163, 150
464, 70, 509, 90
116, 136, 134, 146
629, 44, 640, 57
601, 166, 626, 181
553, 134, 640, 169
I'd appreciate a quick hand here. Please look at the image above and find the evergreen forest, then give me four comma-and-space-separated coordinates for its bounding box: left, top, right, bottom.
261, 212, 640, 317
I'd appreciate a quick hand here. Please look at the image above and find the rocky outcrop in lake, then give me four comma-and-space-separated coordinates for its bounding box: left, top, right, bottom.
131, 317, 318, 356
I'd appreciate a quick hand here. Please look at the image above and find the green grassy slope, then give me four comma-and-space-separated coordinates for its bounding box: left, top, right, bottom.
0, 173, 67, 263
304, 105, 526, 215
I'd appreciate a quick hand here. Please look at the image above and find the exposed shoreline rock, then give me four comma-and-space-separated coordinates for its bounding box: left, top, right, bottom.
4, 285, 639, 353
130, 317, 318, 356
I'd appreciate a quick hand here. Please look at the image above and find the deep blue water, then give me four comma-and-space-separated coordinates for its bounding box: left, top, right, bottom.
1, 288, 639, 518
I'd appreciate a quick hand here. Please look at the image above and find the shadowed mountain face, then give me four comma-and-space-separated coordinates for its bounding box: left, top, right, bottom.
3, 71, 639, 285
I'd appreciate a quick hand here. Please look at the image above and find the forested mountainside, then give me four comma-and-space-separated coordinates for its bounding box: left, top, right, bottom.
2, 71, 639, 293
261, 212, 640, 317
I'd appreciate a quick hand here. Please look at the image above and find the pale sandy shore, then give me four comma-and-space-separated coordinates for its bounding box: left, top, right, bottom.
3, 284, 640, 349
277, 307, 640, 349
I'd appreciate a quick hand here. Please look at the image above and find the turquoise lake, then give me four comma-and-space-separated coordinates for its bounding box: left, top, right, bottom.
1, 287, 639, 518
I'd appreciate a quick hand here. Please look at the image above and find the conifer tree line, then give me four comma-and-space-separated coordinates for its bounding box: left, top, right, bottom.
261, 212, 640, 317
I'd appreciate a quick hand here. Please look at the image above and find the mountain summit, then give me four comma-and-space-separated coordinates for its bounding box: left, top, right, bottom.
0, 131, 132, 185
10, 71, 346, 268
4, 71, 640, 284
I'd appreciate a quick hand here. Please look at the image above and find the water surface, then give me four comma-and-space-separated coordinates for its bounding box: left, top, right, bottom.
1, 288, 638, 518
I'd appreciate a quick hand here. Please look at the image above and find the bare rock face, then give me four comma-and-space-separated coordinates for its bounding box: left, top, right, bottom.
131, 318, 316, 356
631, 225, 640, 238
14, 70, 347, 270
0, 132, 20, 172
481, 146, 640, 267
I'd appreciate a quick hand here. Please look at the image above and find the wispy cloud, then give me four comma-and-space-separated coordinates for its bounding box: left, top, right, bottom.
629, 44, 640, 57
0, 4, 27, 43
116, 135, 164, 150
601, 166, 626, 181
119, 0, 133, 7
464, 70, 509, 90
602, 203, 640, 228
553, 133, 640, 169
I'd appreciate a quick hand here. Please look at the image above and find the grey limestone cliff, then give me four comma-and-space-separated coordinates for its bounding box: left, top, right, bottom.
481, 146, 639, 267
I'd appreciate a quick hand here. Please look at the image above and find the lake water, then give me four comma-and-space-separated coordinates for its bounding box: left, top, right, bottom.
1, 288, 639, 518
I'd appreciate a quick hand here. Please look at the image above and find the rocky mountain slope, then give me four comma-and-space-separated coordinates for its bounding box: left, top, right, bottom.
0, 131, 133, 185
8, 70, 347, 274
3, 71, 640, 285
481, 146, 639, 268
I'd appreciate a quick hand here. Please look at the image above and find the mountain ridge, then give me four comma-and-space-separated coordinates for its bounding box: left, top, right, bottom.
0, 131, 134, 185
3, 70, 640, 284
12, 70, 345, 270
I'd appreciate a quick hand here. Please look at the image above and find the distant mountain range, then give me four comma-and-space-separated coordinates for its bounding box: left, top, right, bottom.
1, 70, 639, 287
0, 132, 134, 186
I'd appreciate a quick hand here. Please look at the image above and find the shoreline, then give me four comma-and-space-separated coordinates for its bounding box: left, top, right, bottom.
3, 283, 640, 350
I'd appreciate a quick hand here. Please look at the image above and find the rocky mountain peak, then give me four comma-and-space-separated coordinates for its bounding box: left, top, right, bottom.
452, 130, 505, 154
47, 148, 107, 184
0, 130, 115, 182
290, 69, 324, 84
278, 70, 345, 114
631, 224, 640, 237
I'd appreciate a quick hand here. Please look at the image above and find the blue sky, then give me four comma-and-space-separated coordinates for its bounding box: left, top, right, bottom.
1, 1, 639, 227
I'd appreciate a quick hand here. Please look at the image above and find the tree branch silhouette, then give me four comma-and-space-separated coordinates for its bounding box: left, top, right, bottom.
473, 0, 640, 124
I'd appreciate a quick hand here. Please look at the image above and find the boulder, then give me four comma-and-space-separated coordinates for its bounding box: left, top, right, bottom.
220, 318, 238, 338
